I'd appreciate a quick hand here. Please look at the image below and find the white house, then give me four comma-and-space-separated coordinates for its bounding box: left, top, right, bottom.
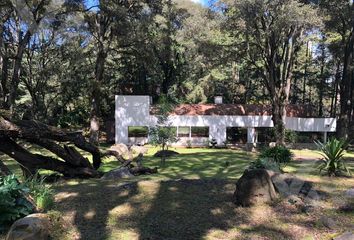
115, 95, 336, 146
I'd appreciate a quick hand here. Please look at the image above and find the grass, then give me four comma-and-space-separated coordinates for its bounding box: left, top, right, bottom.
1, 146, 354, 240
100, 147, 256, 181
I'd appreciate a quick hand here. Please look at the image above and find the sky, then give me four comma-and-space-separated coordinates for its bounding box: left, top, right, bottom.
85, 0, 208, 8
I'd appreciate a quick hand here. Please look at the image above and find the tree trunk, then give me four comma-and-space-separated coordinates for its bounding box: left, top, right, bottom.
337, 30, 354, 139
318, 42, 326, 117
5, 31, 31, 113
272, 101, 286, 146
0, 159, 12, 177
90, 43, 106, 146
330, 61, 341, 117
0, 116, 102, 177
0, 137, 100, 178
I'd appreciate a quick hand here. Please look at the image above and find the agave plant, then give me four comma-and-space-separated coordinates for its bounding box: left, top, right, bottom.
315, 138, 350, 177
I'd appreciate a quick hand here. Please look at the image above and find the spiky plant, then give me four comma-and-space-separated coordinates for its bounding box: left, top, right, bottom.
315, 138, 350, 177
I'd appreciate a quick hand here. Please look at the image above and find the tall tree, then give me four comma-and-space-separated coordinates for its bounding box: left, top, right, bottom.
320, 0, 354, 139
225, 0, 319, 145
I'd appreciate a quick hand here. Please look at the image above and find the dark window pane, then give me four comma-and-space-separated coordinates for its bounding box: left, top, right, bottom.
226, 127, 247, 143
191, 127, 209, 137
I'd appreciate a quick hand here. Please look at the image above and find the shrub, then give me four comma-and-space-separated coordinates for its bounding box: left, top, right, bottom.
186, 140, 192, 148
259, 145, 293, 166
210, 138, 217, 148
315, 138, 350, 177
25, 174, 54, 211
285, 130, 298, 144
0, 175, 34, 225
248, 158, 281, 172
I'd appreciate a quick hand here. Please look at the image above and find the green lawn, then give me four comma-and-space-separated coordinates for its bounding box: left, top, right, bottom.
99, 147, 257, 181
1, 146, 354, 240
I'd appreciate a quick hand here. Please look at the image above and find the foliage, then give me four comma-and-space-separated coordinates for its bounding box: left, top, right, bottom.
0, 175, 33, 225
25, 174, 54, 211
149, 96, 179, 151
186, 140, 192, 148
210, 138, 217, 148
0, 0, 352, 141
248, 158, 281, 172
285, 130, 298, 144
315, 138, 350, 176
149, 127, 178, 152
259, 146, 293, 166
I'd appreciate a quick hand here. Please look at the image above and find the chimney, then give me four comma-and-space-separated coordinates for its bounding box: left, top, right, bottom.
214, 96, 223, 104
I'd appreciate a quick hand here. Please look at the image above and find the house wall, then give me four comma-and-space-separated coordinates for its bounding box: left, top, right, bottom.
115, 95, 337, 145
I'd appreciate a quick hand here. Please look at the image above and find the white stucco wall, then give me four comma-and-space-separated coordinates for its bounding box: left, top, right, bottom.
115, 95, 337, 145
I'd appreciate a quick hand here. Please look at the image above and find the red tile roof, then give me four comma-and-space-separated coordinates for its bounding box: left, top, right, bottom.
150, 104, 316, 117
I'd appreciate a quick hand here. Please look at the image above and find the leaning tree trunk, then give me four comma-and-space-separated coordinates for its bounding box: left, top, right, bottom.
0, 116, 101, 178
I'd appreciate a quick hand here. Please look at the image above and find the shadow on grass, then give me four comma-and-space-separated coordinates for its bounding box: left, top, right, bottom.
53, 178, 297, 240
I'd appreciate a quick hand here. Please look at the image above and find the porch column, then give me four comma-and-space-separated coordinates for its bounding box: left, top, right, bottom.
210, 125, 226, 145
247, 127, 256, 144
116, 125, 129, 144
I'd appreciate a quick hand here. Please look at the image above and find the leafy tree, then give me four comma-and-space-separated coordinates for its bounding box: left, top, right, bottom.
224, 0, 320, 145
319, 0, 354, 139
149, 95, 178, 164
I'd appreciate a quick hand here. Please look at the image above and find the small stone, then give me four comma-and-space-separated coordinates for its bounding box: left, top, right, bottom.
333, 232, 354, 240
286, 195, 303, 205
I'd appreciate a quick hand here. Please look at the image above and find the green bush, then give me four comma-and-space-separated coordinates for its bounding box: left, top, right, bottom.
315, 138, 350, 177
248, 158, 281, 172
285, 130, 298, 144
0, 175, 34, 225
25, 175, 54, 211
259, 145, 293, 166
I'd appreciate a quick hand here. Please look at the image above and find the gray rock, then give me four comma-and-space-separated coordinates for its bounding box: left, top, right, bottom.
271, 173, 304, 197
102, 167, 133, 180
346, 189, 354, 198
286, 195, 303, 206
233, 169, 278, 207
320, 216, 337, 229
333, 232, 354, 240
6, 213, 51, 240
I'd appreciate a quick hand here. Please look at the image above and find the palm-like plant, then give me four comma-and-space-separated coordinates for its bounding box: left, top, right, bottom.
315, 138, 350, 177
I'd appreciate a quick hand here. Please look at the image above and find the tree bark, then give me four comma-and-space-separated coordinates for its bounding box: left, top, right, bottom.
0, 116, 101, 169
0, 159, 12, 177
0, 116, 102, 177
0, 136, 100, 178
337, 29, 354, 139
5, 31, 31, 113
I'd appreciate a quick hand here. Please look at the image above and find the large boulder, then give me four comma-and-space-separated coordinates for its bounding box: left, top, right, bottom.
334, 232, 354, 240
109, 144, 132, 160
6, 213, 51, 240
233, 169, 278, 207
130, 145, 148, 155
102, 167, 134, 180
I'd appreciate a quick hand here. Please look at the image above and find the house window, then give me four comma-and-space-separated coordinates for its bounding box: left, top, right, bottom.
160, 126, 177, 136
191, 127, 209, 138
178, 127, 190, 137
128, 126, 148, 138
226, 127, 247, 143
